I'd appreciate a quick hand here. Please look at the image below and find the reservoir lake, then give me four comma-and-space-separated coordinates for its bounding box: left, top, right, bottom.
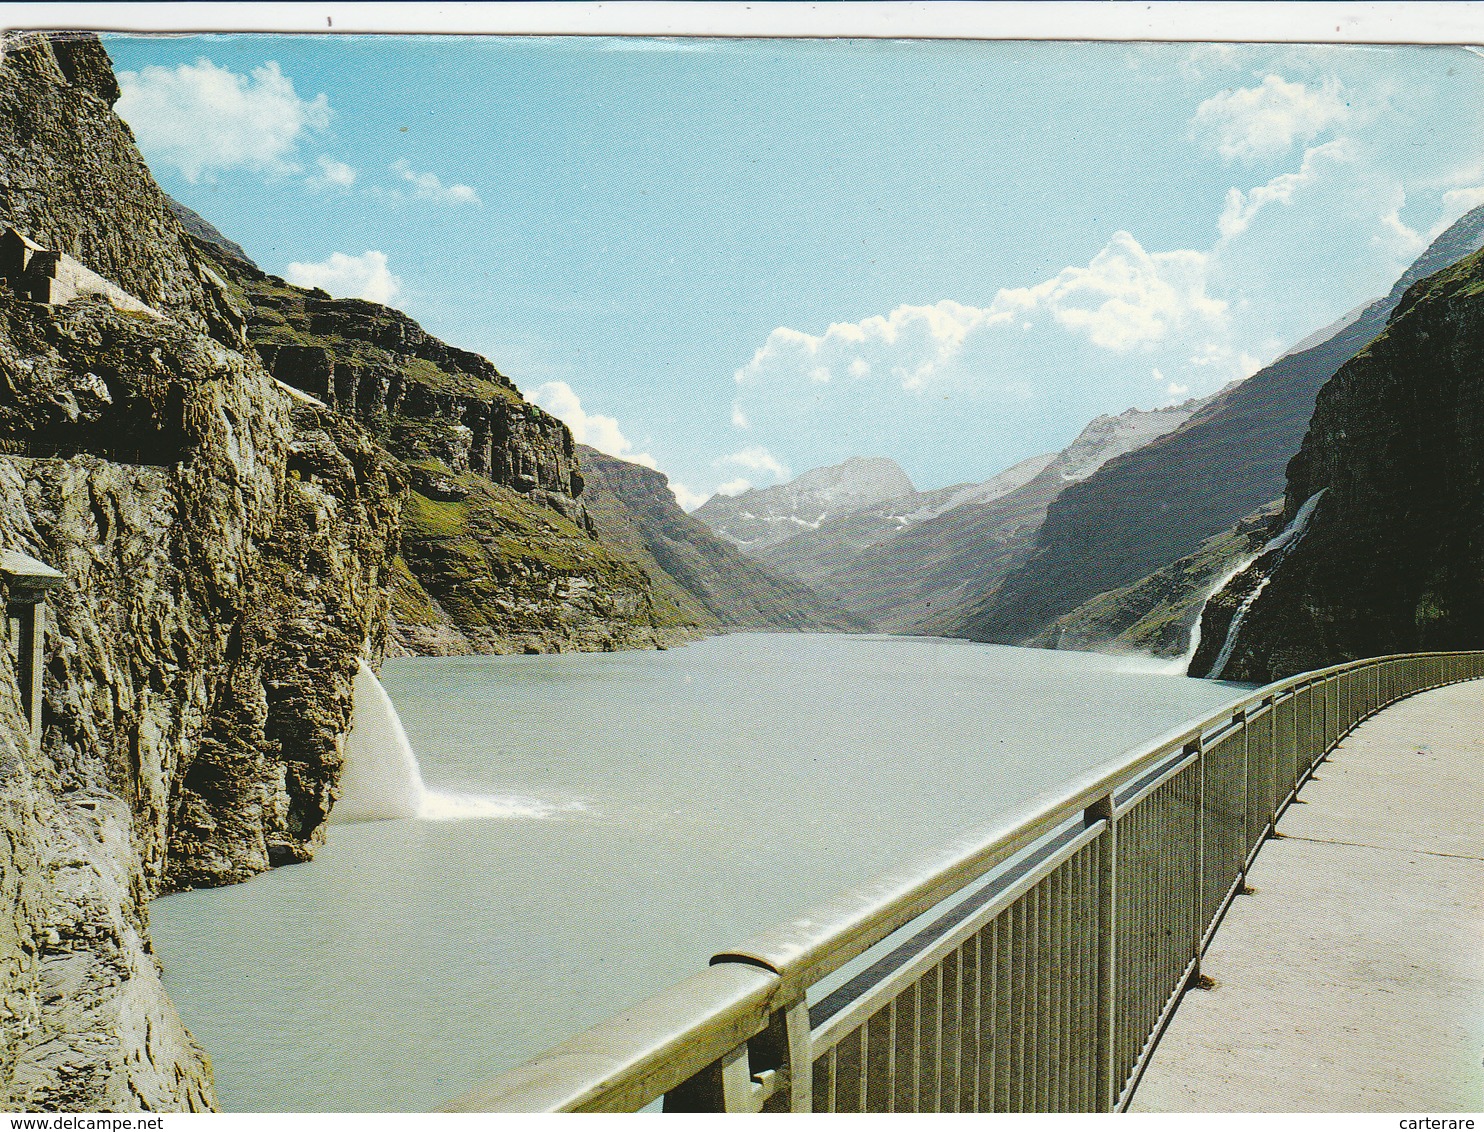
149, 633, 1246, 1111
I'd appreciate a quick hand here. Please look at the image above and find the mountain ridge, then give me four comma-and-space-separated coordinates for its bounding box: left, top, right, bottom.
951, 201, 1484, 647
1189, 244, 1484, 681
704, 397, 1214, 632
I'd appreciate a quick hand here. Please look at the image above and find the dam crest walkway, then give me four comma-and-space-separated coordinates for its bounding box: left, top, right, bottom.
1133, 679, 1484, 1112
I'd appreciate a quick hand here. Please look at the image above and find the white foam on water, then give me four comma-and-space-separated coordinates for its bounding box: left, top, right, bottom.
334, 660, 580, 824
418, 790, 588, 821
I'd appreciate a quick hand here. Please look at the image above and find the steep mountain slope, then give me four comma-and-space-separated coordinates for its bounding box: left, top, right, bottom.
1027, 502, 1280, 658
578, 445, 870, 632
186, 220, 682, 655
751, 451, 1056, 588
0, 33, 401, 1108
732, 400, 1208, 632
957, 202, 1484, 646
1189, 246, 1484, 682
692, 456, 914, 553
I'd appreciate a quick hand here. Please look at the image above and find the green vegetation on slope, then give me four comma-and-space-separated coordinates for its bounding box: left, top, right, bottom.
1028, 503, 1280, 658
578, 445, 871, 632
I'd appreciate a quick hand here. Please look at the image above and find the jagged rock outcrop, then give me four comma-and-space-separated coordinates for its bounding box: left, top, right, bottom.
0, 33, 400, 1110
578, 445, 870, 633
184, 220, 707, 656
1189, 246, 1484, 682
192, 234, 586, 520
0, 35, 245, 349
1027, 502, 1280, 659
958, 203, 1484, 647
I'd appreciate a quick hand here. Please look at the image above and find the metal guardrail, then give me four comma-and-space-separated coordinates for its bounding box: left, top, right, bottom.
445, 651, 1484, 1113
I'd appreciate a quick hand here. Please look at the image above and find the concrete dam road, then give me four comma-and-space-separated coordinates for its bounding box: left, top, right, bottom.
1132, 681, 1484, 1112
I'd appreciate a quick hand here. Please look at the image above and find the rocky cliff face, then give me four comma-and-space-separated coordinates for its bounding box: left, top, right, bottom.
578, 445, 869, 632
960, 203, 1484, 648
0, 33, 400, 1110
186, 221, 690, 657
0, 37, 243, 349
1189, 246, 1484, 682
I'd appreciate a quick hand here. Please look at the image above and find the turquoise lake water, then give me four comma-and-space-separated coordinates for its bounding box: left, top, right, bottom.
149, 633, 1245, 1111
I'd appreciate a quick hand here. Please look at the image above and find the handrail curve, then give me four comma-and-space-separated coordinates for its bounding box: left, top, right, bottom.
444, 649, 1484, 1113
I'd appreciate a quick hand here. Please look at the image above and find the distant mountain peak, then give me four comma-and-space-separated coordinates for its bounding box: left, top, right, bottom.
693, 456, 915, 552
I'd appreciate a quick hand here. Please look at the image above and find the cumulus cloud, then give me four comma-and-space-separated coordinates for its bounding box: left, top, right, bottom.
116, 59, 330, 182
713, 445, 790, 482
736, 231, 1228, 404
310, 156, 357, 189
285, 250, 401, 303
391, 159, 482, 206
1192, 75, 1349, 162
996, 234, 1225, 351
1217, 139, 1354, 240
529, 381, 656, 468
715, 478, 753, 497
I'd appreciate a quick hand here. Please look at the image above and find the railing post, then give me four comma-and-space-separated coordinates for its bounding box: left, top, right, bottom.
1232, 710, 1248, 889
1086, 792, 1117, 1112
1190, 738, 1205, 975
750, 997, 813, 1112
1262, 692, 1275, 803
664, 1042, 754, 1112
664, 996, 812, 1113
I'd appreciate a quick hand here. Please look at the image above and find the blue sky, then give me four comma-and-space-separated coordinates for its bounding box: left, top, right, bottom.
104, 33, 1484, 508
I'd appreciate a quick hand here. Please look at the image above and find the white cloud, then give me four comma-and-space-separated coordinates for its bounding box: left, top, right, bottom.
1377, 204, 1425, 262
529, 381, 656, 468
1438, 186, 1484, 230
730, 401, 750, 429
713, 445, 790, 482
117, 59, 330, 182
391, 159, 482, 206
310, 156, 357, 189
668, 481, 709, 512
284, 250, 401, 304
1217, 139, 1353, 240
736, 230, 1227, 405
995, 232, 1225, 351
1178, 44, 1245, 82
1192, 75, 1349, 162
716, 478, 752, 496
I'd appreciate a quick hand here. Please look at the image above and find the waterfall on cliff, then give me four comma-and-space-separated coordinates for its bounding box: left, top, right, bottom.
1207, 490, 1328, 680
1168, 554, 1261, 675
332, 660, 428, 822
333, 660, 576, 823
